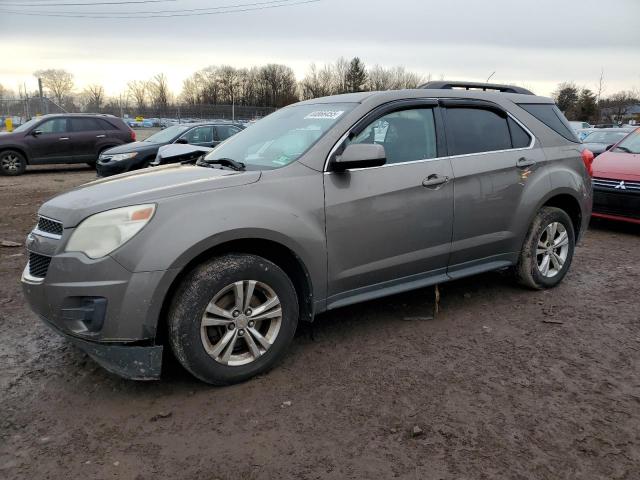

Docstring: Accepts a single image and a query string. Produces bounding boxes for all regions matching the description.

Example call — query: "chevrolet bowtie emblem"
[614,181,626,190]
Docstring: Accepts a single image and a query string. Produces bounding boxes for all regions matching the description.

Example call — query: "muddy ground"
[1,163,639,480]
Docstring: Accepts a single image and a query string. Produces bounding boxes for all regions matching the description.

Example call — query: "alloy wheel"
[200,280,282,366]
[1,153,20,173]
[536,221,569,278]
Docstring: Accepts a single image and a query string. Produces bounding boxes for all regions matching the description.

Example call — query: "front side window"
[181,126,213,144]
[204,102,356,170]
[446,108,512,156]
[38,118,68,134]
[347,108,437,164]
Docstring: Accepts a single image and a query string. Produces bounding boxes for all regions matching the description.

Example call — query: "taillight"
[581,149,594,177]
[130,128,136,141]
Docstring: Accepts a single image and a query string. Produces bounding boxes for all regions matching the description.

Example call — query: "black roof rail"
[420,80,534,95]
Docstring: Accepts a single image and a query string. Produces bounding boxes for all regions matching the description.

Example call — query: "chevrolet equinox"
[22,81,593,384]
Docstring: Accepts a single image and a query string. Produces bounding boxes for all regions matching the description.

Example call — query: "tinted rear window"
[446,108,511,156]
[518,104,578,142]
[97,118,118,130]
[70,118,103,132]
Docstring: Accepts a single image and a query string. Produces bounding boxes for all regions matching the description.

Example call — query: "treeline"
[1,57,427,115]
[553,81,639,123]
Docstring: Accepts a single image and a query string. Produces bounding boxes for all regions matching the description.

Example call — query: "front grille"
[36,216,63,236]
[593,177,640,192]
[28,252,52,278]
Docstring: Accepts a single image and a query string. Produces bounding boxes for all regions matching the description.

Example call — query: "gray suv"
[22,82,593,384]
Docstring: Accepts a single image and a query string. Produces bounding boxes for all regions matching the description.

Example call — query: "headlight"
[106,152,138,162]
[65,204,156,259]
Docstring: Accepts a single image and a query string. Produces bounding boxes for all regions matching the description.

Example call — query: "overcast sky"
[0,0,638,98]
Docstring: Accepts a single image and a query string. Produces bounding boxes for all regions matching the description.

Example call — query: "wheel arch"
[541,193,583,240]
[0,146,30,165]
[155,237,315,345]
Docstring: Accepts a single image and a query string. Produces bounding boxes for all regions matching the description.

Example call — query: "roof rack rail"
[420,80,534,95]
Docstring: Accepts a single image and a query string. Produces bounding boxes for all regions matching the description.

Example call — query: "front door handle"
[58,137,69,141]
[96,134,106,138]
[422,174,450,188]
[516,157,536,168]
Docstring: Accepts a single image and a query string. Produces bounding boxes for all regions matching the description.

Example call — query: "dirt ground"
[1,164,639,480]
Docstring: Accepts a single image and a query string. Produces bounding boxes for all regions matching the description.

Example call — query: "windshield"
[583,131,628,144]
[144,124,191,143]
[203,103,356,169]
[12,117,42,133]
[614,129,640,154]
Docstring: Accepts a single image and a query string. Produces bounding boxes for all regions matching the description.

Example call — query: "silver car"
[22,81,592,384]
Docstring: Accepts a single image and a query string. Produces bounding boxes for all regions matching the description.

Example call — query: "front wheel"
[0,150,27,176]
[167,254,299,385]
[516,207,576,289]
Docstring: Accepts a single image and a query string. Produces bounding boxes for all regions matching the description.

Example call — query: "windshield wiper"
[197,157,246,171]
[614,146,633,154]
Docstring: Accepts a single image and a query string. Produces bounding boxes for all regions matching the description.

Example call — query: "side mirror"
[32,130,42,136]
[332,143,386,171]
[175,138,188,144]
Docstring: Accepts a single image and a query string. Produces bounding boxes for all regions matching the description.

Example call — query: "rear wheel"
[516,207,575,289]
[167,254,299,385]
[0,150,27,176]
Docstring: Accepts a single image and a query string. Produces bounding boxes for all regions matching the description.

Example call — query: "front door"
[324,103,454,308]
[24,117,73,164]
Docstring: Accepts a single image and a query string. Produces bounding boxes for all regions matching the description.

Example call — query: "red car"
[591,127,640,224]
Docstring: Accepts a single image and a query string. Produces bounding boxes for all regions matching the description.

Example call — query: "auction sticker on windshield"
[304,110,344,120]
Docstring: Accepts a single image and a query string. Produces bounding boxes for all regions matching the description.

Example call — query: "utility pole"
[38,77,47,115]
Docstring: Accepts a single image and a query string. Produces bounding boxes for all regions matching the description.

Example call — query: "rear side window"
[508,117,532,148]
[518,103,578,142]
[97,118,118,130]
[445,108,511,155]
[70,118,103,132]
[215,125,242,141]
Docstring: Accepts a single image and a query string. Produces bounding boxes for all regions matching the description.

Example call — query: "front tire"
[167,254,299,385]
[516,206,575,289]
[0,150,27,176]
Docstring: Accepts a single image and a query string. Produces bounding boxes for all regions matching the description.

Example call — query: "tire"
[516,206,575,289]
[167,254,299,385]
[0,150,27,176]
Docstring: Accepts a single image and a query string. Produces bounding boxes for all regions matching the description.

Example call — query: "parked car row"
[0,113,244,176]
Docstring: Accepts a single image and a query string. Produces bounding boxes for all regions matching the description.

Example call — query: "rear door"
[324,100,454,307]
[441,100,544,275]
[23,117,73,164]
[69,117,105,162]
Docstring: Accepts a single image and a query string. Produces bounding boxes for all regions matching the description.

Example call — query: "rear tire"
[167,254,299,385]
[516,207,575,289]
[0,150,27,176]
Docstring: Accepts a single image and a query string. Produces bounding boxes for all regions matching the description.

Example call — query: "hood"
[40,163,261,227]
[103,141,164,155]
[153,144,214,164]
[593,151,640,181]
[0,131,23,141]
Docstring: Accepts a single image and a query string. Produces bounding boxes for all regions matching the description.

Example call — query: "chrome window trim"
[323,101,536,173]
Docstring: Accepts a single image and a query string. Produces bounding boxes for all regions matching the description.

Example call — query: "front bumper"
[40,315,163,380]
[21,231,177,380]
[96,156,145,177]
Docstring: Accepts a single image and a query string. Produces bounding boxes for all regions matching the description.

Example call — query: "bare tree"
[34,69,74,105]
[218,66,240,105]
[300,63,334,99]
[83,84,105,112]
[148,73,170,110]
[127,80,148,112]
[594,68,606,122]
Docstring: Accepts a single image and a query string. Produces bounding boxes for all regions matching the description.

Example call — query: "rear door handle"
[422,174,450,188]
[516,157,536,168]
[58,137,69,141]
[96,134,106,138]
